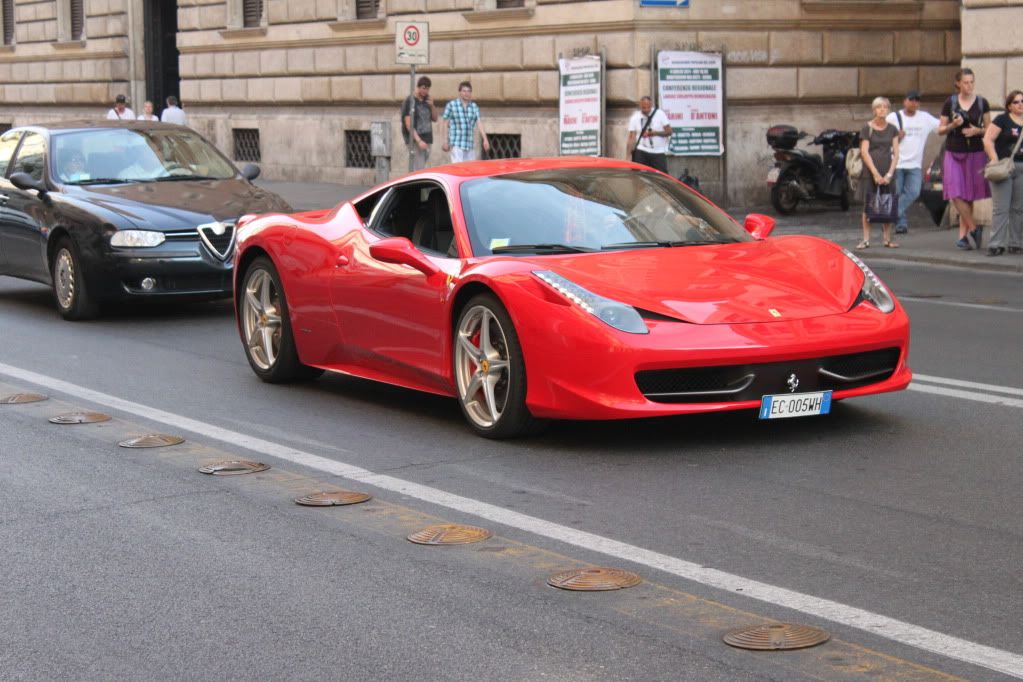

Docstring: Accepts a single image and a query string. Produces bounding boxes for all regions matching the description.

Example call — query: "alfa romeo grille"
[198,222,236,261]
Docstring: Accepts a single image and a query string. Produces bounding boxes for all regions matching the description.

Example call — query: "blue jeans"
[893,168,922,229]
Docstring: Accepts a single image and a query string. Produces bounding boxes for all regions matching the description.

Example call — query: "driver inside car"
[58,150,89,183]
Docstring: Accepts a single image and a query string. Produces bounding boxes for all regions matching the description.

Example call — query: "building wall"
[960,0,1023,114]
[0,0,962,206]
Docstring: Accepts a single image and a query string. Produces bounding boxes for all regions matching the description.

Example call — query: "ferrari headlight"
[844,249,894,313]
[110,230,166,248]
[533,270,648,334]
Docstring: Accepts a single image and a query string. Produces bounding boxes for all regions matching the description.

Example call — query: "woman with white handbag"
[982,90,1023,257]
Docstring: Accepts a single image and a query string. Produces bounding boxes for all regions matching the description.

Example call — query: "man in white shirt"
[160,96,188,126]
[886,90,939,234]
[626,96,672,173]
[105,94,136,121]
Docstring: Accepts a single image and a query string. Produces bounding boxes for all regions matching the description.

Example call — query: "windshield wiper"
[66,177,138,186]
[491,243,595,254]
[153,174,223,182]
[601,239,732,250]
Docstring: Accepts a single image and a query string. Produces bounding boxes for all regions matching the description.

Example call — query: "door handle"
[336,254,350,266]
[0,193,9,205]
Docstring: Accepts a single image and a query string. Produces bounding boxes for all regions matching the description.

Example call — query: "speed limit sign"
[395,21,429,65]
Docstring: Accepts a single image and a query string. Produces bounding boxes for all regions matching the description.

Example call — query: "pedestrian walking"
[160,96,188,126]
[401,76,438,171]
[938,68,992,250]
[856,97,901,250]
[441,81,490,163]
[886,90,939,234]
[105,94,136,121]
[626,96,672,173]
[981,90,1023,257]
[138,100,159,122]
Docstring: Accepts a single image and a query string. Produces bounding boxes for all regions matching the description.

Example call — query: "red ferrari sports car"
[233,157,910,438]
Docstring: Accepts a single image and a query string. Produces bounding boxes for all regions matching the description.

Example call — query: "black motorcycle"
[766,126,859,214]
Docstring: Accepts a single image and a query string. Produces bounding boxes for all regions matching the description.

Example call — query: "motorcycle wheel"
[771,172,801,214]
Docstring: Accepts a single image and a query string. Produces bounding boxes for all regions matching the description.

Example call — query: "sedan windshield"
[51,128,238,185]
[459,167,751,256]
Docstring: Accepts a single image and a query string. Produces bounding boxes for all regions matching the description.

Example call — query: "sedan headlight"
[533,270,648,334]
[110,230,166,248]
[844,249,894,313]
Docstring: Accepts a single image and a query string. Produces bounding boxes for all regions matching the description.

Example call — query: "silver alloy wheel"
[455,305,511,428]
[53,248,76,310]
[241,268,283,371]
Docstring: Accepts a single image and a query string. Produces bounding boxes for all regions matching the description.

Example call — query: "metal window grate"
[355,0,379,19]
[70,0,83,40]
[2,0,14,45]
[488,134,521,159]
[233,128,261,162]
[496,0,525,7]
[345,130,373,169]
[243,0,263,28]
[0,123,11,135]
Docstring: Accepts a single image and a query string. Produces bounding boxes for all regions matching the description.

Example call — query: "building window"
[233,128,261,162]
[243,0,263,28]
[1,0,14,46]
[70,0,84,40]
[56,0,85,42]
[495,0,524,7]
[355,0,379,20]
[345,131,373,169]
[488,134,521,159]
[474,0,528,9]
[337,0,383,21]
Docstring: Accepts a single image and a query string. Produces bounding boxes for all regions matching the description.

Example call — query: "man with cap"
[886,90,939,234]
[106,94,136,121]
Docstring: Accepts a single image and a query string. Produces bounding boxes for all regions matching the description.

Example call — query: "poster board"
[558,55,603,156]
[657,51,724,156]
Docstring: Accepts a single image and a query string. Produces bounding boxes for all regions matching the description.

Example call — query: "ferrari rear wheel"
[454,294,541,439]
[240,257,322,383]
[51,237,99,321]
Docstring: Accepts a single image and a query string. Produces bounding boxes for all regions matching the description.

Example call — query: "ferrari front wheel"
[454,294,541,439]
[240,257,322,383]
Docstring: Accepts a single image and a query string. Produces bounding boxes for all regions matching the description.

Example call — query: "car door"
[0,130,24,272]
[330,181,458,392]
[0,132,51,281]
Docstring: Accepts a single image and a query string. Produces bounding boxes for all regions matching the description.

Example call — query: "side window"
[0,132,22,178]
[369,182,455,256]
[353,186,389,223]
[10,132,46,182]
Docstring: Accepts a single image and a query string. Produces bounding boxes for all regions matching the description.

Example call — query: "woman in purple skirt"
[939,68,992,250]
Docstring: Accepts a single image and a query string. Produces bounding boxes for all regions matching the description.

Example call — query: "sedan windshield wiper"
[491,243,596,254]
[152,174,224,182]
[66,177,135,186]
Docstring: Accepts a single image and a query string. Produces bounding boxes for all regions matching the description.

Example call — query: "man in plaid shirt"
[442,81,490,163]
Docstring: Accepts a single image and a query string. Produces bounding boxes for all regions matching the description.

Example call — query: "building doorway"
[143,0,180,118]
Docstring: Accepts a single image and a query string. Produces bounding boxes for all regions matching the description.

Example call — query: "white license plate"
[759,391,832,419]
[766,167,781,184]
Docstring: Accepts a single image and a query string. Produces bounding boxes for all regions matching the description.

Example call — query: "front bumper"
[87,240,233,301]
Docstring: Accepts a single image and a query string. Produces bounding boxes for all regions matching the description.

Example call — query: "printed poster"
[657,51,724,156]
[558,55,602,156]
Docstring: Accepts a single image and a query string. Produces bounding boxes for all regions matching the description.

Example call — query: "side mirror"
[743,213,776,239]
[369,237,440,277]
[241,164,260,181]
[9,172,47,195]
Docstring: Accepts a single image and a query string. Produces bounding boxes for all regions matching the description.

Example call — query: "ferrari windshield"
[459,167,752,256]
[51,128,238,184]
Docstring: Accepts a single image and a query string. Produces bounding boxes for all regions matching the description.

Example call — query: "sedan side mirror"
[10,172,48,195]
[743,213,776,239]
[241,164,260,181]
[369,237,440,277]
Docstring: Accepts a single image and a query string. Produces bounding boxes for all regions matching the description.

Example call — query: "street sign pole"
[395,21,429,173]
[409,64,416,171]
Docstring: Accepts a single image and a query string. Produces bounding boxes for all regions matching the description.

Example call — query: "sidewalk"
[256,180,1023,274]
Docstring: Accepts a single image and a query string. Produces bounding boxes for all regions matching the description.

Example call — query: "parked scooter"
[766,126,859,214]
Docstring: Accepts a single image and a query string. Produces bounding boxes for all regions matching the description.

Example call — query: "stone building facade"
[1,0,963,205]
[960,0,1023,113]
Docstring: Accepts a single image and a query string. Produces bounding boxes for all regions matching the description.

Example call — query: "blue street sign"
[640,0,689,6]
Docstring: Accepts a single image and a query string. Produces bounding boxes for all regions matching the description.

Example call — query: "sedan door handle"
[336,254,350,267]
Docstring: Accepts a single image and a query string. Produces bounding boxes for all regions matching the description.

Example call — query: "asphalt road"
[1,261,1022,681]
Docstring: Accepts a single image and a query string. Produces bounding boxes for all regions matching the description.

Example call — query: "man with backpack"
[626,96,672,173]
[886,90,939,234]
[401,76,439,171]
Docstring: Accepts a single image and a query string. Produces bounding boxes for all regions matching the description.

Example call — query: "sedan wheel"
[454,294,541,439]
[239,257,322,383]
[51,237,98,320]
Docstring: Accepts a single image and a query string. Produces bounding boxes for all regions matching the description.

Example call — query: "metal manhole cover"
[547,567,642,591]
[407,524,492,545]
[49,411,111,424]
[295,490,372,506]
[723,623,831,651]
[1,393,48,404]
[119,434,185,448]
[198,460,270,475]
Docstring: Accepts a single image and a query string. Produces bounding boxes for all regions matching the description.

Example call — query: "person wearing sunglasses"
[982,90,1023,256]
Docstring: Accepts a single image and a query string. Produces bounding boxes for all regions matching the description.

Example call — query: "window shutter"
[243,0,263,28]
[70,0,84,40]
[355,0,379,19]
[2,0,14,45]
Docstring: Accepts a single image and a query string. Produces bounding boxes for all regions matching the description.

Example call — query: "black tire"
[50,237,99,321]
[771,172,801,214]
[238,256,323,383]
[453,293,544,439]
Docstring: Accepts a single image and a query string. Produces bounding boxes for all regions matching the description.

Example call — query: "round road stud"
[49,411,111,424]
[546,567,642,591]
[198,460,271,475]
[294,490,372,507]
[722,623,831,651]
[407,524,492,545]
[1,393,48,404]
[119,434,186,448]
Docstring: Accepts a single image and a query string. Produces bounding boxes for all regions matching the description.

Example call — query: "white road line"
[900,296,1023,314]
[1,360,1021,679]
[913,374,1023,398]
[908,383,1023,409]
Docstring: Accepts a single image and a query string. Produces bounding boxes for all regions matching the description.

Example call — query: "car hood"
[66,178,291,230]
[524,237,865,324]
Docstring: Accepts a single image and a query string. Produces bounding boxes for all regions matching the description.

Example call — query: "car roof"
[7,120,190,135]
[402,156,651,180]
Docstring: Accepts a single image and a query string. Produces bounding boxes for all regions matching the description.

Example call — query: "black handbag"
[866,186,899,224]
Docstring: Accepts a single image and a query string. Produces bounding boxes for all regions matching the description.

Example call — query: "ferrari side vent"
[818,348,900,384]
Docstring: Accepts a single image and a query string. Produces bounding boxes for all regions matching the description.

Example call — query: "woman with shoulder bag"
[856,97,901,249]
[981,90,1023,256]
